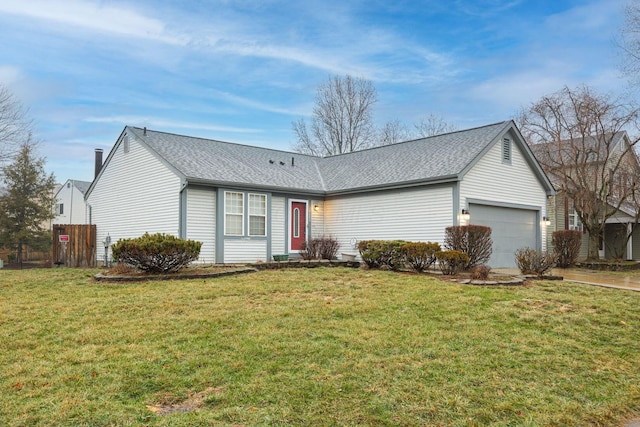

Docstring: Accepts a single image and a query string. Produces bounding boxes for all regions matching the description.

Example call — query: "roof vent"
[279,161,285,166]
[143,127,147,136]
[94,148,104,179]
[269,160,274,164]
[291,157,295,167]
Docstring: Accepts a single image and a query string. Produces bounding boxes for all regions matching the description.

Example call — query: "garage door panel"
[469,203,538,268]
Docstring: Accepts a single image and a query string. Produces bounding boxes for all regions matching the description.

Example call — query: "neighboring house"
[53,179,92,225]
[85,121,554,268]
[531,132,640,260]
[43,183,63,231]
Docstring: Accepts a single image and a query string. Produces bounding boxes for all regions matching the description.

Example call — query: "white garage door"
[469,203,538,268]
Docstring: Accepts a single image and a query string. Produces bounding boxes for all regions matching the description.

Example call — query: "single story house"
[85,120,554,268]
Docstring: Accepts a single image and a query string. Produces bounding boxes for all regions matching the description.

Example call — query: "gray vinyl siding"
[324,185,453,255]
[185,186,216,263]
[632,226,640,259]
[460,132,548,251]
[88,135,182,263]
[271,196,286,255]
[547,194,558,253]
[224,239,268,263]
[311,199,325,238]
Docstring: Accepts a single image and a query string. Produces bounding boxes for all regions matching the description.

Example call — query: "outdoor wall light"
[542,216,551,226]
[313,204,320,212]
[461,209,470,221]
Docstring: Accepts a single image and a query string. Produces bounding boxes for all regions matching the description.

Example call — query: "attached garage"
[469,203,539,268]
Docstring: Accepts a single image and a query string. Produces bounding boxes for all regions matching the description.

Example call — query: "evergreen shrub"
[111,233,202,273]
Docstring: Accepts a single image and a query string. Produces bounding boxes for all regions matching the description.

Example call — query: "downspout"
[69,182,74,224]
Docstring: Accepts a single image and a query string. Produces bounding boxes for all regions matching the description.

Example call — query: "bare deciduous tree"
[518,85,640,260]
[379,115,457,144]
[292,75,377,156]
[620,2,640,84]
[378,119,413,145]
[414,113,457,137]
[0,85,30,164]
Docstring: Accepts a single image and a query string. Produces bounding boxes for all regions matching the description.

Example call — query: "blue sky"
[0,0,630,182]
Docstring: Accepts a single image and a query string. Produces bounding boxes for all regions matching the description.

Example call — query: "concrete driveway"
[494,268,640,292]
[552,268,640,291]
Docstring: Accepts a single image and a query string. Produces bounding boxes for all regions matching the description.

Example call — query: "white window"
[224,192,244,236]
[568,207,582,231]
[248,193,266,236]
[55,203,64,215]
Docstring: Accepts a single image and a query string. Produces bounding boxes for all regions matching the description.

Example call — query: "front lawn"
[1,268,639,426]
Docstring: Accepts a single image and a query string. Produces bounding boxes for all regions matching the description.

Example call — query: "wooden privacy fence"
[52,224,97,267]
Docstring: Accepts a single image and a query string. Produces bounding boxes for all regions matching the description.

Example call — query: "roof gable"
[55,179,92,198]
[91,121,554,196]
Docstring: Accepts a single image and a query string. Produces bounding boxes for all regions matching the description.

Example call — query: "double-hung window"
[224,191,244,236]
[248,194,267,236]
[224,192,267,237]
[568,207,582,231]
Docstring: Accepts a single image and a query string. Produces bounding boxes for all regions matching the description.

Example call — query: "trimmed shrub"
[318,236,340,260]
[552,230,582,268]
[357,240,408,270]
[111,233,202,273]
[514,247,556,277]
[300,236,340,260]
[436,250,469,275]
[444,225,493,270]
[300,239,320,260]
[400,241,441,272]
[471,264,491,280]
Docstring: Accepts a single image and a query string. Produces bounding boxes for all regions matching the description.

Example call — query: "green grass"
[1,267,640,426]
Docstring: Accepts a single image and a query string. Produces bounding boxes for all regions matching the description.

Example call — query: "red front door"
[290,201,307,251]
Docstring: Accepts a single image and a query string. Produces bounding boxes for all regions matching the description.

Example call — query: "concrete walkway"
[554,268,640,291]
[494,268,640,292]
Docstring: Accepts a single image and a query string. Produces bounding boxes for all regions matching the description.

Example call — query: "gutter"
[184,174,460,197]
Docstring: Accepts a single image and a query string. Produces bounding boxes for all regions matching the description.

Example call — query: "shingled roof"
[72,180,92,195]
[118,120,538,195]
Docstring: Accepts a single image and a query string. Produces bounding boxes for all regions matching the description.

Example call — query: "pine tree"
[0,143,56,265]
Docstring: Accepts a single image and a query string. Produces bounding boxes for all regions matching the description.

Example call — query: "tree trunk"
[587,231,601,260]
[17,241,23,267]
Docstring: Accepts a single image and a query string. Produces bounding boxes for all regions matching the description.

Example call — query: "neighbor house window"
[224,191,244,236]
[502,138,511,163]
[568,207,582,231]
[55,203,64,215]
[248,193,266,236]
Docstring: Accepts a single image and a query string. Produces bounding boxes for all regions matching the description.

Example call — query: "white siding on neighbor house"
[324,185,453,255]
[224,239,267,263]
[310,199,325,238]
[460,134,548,250]
[271,196,286,255]
[53,182,88,225]
[185,187,216,264]
[88,136,182,263]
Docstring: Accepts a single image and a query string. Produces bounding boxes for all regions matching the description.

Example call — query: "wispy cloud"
[84,116,263,134]
[0,65,20,84]
[0,0,186,44]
